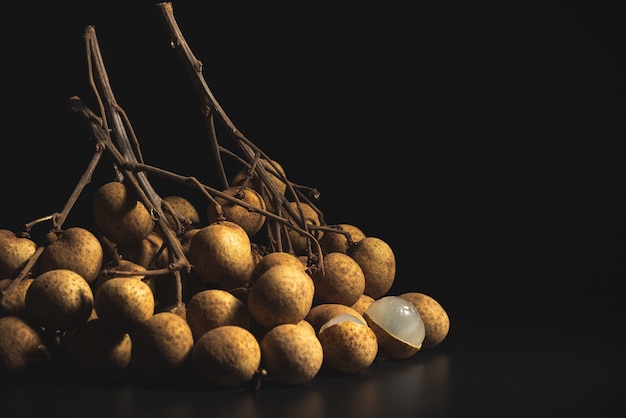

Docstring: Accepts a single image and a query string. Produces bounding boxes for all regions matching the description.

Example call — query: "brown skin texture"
[247,264,315,329]
[161,195,200,233]
[25,269,94,332]
[0,229,38,278]
[130,312,194,380]
[116,231,169,270]
[192,325,261,388]
[318,319,378,375]
[206,186,267,237]
[283,202,324,255]
[186,289,250,341]
[350,294,375,315]
[187,221,256,288]
[260,323,323,385]
[39,227,104,285]
[92,181,155,246]
[61,318,131,375]
[399,292,450,350]
[0,277,34,317]
[311,252,365,306]
[251,251,306,284]
[94,277,155,334]
[0,316,50,376]
[231,158,288,206]
[347,237,396,299]
[319,224,366,254]
[304,303,366,334]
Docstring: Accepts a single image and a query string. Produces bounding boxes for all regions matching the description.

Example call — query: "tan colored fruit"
[319,224,366,254]
[161,195,200,233]
[61,318,131,375]
[94,277,155,333]
[206,186,267,237]
[0,229,38,278]
[399,292,450,350]
[364,296,425,360]
[304,303,366,334]
[0,277,34,317]
[231,158,288,201]
[260,322,323,385]
[347,237,396,299]
[351,294,375,315]
[129,312,194,379]
[0,315,51,376]
[310,252,365,306]
[283,202,324,255]
[187,221,256,289]
[179,228,200,256]
[192,325,261,388]
[91,259,149,296]
[116,231,169,269]
[251,251,306,283]
[247,264,315,329]
[318,313,378,374]
[39,227,104,285]
[25,269,94,332]
[92,181,155,246]
[186,289,250,341]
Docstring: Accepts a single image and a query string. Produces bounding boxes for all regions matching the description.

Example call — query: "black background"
[3,1,625,318]
[1,2,625,417]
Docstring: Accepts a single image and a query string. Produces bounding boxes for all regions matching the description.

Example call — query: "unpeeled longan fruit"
[259,322,323,385]
[400,292,450,350]
[192,325,261,388]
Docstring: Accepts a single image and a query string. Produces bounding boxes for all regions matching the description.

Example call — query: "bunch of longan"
[0,3,450,389]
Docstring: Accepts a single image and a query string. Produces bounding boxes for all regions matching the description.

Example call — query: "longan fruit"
[129,312,194,379]
[260,323,323,385]
[347,237,396,299]
[192,325,261,388]
[400,292,450,350]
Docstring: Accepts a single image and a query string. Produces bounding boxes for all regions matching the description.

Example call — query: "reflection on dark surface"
[1,311,623,418]
[0,349,450,418]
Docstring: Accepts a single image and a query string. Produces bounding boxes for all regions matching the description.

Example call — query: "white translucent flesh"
[319,313,366,334]
[365,295,425,347]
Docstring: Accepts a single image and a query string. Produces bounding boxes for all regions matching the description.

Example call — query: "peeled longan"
[247,264,315,329]
[399,292,450,350]
[260,322,323,385]
[192,325,261,388]
[310,252,365,306]
[347,237,396,299]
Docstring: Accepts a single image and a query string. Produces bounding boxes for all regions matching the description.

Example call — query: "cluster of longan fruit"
[0,6,449,388]
[0,162,450,388]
